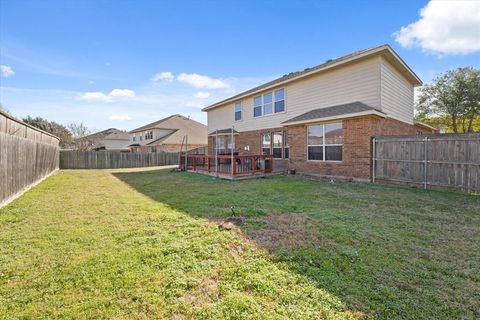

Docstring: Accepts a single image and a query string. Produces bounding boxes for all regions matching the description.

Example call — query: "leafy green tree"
[416,67,480,132]
[22,116,73,147]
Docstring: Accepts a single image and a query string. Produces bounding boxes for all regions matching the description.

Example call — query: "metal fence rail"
[372,133,480,192]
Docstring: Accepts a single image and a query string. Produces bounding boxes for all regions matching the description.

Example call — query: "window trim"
[253,88,286,118]
[307,122,343,162]
[272,131,283,159]
[234,101,242,122]
[260,130,289,159]
[253,96,262,117]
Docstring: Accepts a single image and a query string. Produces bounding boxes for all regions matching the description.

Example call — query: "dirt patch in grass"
[248,213,322,251]
[177,276,219,307]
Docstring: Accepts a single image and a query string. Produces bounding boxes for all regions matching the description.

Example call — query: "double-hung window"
[261,133,271,154]
[274,89,285,113]
[215,136,233,154]
[272,132,283,158]
[253,88,285,117]
[263,93,273,115]
[254,96,262,117]
[307,122,343,161]
[145,130,153,140]
[234,102,242,121]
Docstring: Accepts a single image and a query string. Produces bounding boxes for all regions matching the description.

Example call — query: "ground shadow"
[112,167,480,319]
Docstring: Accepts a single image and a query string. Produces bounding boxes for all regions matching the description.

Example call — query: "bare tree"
[68,122,96,150]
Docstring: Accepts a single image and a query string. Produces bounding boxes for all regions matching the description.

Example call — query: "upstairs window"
[263,93,273,115]
[234,102,242,121]
[145,131,153,140]
[254,96,262,117]
[253,88,285,118]
[275,89,285,113]
[307,122,343,161]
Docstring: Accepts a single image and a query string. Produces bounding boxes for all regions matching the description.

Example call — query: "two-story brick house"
[202,44,434,180]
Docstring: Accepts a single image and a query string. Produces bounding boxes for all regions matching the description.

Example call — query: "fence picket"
[373,133,480,192]
[59,151,180,169]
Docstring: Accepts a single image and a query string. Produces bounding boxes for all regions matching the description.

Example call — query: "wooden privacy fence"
[0,110,60,206]
[60,150,179,169]
[373,133,480,192]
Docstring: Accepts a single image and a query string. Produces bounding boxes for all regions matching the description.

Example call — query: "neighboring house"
[413,121,439,134]
[127,114,207,152]
[75,128,130,151]
[202,44,436,180]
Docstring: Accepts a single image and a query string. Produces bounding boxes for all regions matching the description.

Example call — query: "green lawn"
[1,168,479,319]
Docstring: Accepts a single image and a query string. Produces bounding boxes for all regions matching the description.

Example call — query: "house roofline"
[202,44,422,112]
[282,110,387,126]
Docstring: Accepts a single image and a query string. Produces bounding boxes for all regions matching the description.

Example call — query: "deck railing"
[180,154,273,177]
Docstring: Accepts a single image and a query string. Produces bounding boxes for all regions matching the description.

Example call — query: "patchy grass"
[0,168,358,319]
[1,168,479,319]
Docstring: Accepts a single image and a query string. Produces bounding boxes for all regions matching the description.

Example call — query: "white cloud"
[394,0,480,55]
[177,73,229,89]
[109,115,132,121]
[79,92,112,102]
[194,91,210,99]
[78,88,135,102]
[151,71,174,82]
[1,65,15,77]
[109,88,136,97]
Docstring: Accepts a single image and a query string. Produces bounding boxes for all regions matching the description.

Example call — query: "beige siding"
[208,57,382,133]
[380,57,414,124]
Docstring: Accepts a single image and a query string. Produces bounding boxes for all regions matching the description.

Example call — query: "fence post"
[423,136,428,189]
[372,138,376,183]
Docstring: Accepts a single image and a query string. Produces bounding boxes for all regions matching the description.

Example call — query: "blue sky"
[1,0,479,131]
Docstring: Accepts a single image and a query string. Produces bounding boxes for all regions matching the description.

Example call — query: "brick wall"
[206,116,420,179]
[289,116,418,179]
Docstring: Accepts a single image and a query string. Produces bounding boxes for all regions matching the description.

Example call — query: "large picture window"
[307,122,343,161]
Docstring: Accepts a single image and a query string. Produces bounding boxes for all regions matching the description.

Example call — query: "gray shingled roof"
[202,44,422,112]
[282,102,385,125]
[208,128,238,136]
[129,114,179,133]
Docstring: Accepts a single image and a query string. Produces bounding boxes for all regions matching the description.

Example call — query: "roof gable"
[202,44,421,112]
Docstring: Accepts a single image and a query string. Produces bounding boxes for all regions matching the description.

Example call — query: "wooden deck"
[180,154,274,179]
